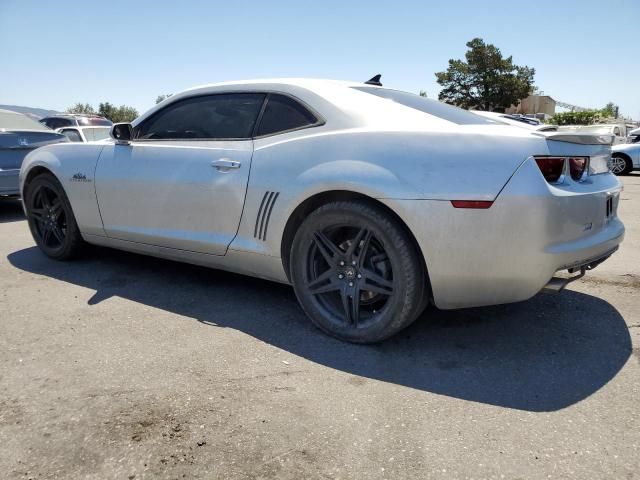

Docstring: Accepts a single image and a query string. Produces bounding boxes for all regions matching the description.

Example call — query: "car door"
[95,92,265,255]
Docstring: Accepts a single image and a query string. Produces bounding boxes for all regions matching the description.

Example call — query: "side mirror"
[111,123,134,145]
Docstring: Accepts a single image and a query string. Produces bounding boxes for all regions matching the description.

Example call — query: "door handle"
[211,158,241,171]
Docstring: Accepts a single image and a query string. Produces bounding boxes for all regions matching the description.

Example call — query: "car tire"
[610,154,633,175]
[24,172,85,260]
[290,200,428,343]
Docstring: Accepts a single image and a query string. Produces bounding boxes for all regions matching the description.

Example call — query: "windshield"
[0,111,50,130]
[352,87,500,125]
[82,127,111,141]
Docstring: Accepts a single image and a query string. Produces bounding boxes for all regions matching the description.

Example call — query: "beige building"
[505,95,556,116]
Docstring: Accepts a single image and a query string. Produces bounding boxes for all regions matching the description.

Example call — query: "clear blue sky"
[1,0,638,119]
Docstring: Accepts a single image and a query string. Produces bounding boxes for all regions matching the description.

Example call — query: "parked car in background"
[627,127,640,143]
[611,143,640,175]
[0,109,67,197]
[39,113,112,130]
[19,79,623,342]
[472,111,559,131]
[56,126,112,143]
[559,124,627,144]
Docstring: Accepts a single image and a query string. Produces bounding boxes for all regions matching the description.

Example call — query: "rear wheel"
[610,154,632,175]
[290,200,428,343]
[25,173,85,260]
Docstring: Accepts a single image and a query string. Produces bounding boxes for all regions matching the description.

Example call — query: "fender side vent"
[254,191,280,241]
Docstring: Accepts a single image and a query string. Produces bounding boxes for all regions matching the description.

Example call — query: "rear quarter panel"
[20,143,106,236]
[230,127,549,261]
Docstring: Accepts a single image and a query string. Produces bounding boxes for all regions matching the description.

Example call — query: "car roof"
[43,113,106,118]
[60,125,111,129]
[183,78,360,90]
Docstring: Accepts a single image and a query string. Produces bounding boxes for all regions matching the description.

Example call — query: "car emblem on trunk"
[18,137,29,146]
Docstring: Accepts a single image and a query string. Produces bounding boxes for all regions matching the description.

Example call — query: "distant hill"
[0,104,60,120]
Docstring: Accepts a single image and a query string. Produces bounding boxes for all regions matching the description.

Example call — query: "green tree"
[66,103,95,114]
[600,102,618,119]
[435,38,535,112]
[155,93,173,104]
[548,102,621,126]
[98,102,139,123]
[547,110,602,126]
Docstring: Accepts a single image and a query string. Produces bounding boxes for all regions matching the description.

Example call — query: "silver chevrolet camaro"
[19,78,625,343]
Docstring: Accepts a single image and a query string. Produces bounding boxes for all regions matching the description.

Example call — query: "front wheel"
[24,172,85,260]
[290,200,428,343]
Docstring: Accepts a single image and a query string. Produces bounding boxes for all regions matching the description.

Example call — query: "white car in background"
[56,126,112,143]
[611,143,640,175]
[472,111,558,131]
[558,124,627,145]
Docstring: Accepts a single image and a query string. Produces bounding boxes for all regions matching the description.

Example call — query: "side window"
[256,94,319,136]
[613,127,621,136]
[61,129,83,142]
[136,93,265,140]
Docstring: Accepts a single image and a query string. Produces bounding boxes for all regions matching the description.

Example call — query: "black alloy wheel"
[291,200,427,343]
[25,173,85,260]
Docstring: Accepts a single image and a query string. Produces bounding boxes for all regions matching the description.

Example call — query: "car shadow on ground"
[0,198,25,224]
[8,246,632,413]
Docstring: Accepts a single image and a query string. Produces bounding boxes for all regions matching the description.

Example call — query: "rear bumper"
[0,169,20,196]
[382,159,625,309]
[542,246,618,293]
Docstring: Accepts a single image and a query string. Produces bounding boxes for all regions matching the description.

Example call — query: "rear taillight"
[535,157,565,183]
[568,157,588,181]
[534,156,589,183]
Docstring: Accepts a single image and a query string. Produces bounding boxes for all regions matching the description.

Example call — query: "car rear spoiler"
[533,132,615,145]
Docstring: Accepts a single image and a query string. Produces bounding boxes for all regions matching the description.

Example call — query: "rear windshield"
[352,87,500,125]
[0,111,50,130]
[77,116,113,126]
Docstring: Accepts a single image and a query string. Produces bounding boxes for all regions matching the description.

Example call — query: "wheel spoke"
[352,229,373,267]
[307,269,340,295]
[346,228,367,256]
[351,284,361,326]
[30,208,46,222]
[41,224,52,245]
[39,189,52,209]
[340,287,353,325]
[51,199,63,218]
[51,225,64,244]
[361,268,394,296]
[313,231,342,264]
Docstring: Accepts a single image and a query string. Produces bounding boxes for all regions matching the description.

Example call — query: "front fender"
[20,143,106,237]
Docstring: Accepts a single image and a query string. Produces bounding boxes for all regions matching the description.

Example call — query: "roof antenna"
[364,74,382,86]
